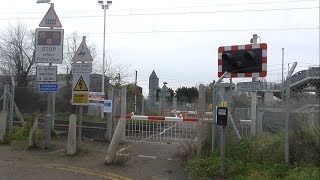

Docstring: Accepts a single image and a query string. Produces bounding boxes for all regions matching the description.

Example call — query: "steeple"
[149,70,158,79]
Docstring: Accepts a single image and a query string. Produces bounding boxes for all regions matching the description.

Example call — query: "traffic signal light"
[218,43,267,78]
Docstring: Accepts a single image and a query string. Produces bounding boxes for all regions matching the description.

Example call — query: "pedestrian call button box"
[216,106,228,126]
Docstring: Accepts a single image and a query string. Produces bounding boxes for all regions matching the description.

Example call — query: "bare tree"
[0,23,35,87]
[64,32,130,86]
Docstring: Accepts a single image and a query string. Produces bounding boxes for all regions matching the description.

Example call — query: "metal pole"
[281,48,285,98]
[134,70,137,113]
[78,105,83,146]
[106,86,113,141]
[220,125,226,176]
[212,85,217,152]
[101,5,107,118]
[45,114,52,149]
[9,75,15,130]
[141,95,144,115]
[120,86,127,141]
[2,84,8,111]
[285,62,297,164]
[197,84,205,155]
[250,34,258,135]
[51,92,56,133]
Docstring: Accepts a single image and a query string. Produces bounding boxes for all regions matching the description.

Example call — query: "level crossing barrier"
[114,115,201,144]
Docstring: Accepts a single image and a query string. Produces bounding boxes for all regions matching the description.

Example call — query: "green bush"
[187,154,220,178]
[8,126,30,141]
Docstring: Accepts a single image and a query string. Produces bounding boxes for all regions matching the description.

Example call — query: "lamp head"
[36,0,51,3]
[98,0,103,4]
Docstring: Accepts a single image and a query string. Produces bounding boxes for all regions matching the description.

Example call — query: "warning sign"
[73,76,88,91]
[72,93,89,105]
[72,73,90,105]
[72,73,90,93]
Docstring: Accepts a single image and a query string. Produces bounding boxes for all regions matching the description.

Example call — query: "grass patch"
[186,129,320,179]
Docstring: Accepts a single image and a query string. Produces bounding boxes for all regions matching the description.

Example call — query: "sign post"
[216,102,228,177]
[35,3,63,148]
[71,36,93,146]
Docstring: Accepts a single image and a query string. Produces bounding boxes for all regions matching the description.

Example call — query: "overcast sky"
[0,0,319,95]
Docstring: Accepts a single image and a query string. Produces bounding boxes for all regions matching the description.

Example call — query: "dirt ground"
[0,136,188,180]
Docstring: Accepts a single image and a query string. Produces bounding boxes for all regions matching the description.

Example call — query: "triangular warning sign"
[72,38,93,62]
[39,5,62,28]
[73,76,88,91]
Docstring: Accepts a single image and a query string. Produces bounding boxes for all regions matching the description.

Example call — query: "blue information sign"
[39,83,59,92]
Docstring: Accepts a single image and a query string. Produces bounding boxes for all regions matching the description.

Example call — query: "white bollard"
[0,111,7,142]
[67,114,77,155]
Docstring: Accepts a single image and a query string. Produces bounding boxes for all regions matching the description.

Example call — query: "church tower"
[148,70,159,105]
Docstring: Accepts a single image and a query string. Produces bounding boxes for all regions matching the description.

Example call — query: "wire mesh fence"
[200,66,320,166]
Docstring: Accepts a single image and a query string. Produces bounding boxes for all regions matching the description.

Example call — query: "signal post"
[218,34,267,135]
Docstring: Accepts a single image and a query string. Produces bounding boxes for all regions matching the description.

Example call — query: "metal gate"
[115,115,199,144]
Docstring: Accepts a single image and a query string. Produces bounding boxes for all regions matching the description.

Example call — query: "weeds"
[186,130,320,179]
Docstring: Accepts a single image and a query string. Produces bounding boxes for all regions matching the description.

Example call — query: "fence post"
[120,86,127,141]
[212,86,219,152]
[197,84,205,155]
[104,86,127,164]
[2,84,9,111]
[0,111,7,142]
[141,96,144,115]
[106,86,114,142]
[285,62,297,164]
[9,84,15,131]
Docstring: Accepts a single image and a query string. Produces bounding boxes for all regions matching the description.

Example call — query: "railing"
[115,115,199,144]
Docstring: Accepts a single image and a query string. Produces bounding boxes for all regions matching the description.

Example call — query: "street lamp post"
[98,0,112,118]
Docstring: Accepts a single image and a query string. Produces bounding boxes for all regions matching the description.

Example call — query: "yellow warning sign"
[220,102,228,107]
[72,93,89,105]
[73,76,88,91]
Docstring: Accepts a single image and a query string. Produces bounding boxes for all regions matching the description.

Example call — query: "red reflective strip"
[148,116,165,121]
[231,46,238,50]
[218,59,222,65]
[245,44,252,49]
[262,57,267,63]
[114,115,131,119]
[218,47,224,53]
[245,72,252,77]
[231,73,238,78]
[183,118,198,122]
[218,72,223,77]
[260,71,267,77]
[260,43,267,50]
